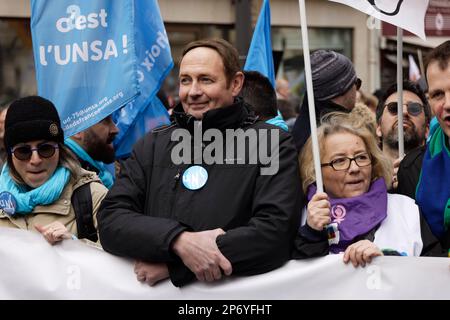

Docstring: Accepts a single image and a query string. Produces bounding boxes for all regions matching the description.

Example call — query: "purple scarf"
[307,178,388,253]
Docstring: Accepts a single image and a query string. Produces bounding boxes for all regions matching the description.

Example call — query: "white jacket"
[301,193,423,256]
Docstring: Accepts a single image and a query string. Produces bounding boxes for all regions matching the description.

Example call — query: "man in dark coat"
[292,50,360,152]
[97,39,301,287]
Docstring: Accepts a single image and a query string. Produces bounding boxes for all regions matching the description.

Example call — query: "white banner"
[0,228,449,300]
[330,0,430,40]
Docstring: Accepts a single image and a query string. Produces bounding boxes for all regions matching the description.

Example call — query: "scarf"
[0,165,70,215]
[266,112,288,131]
[307,178,388,253]
[416,126,450,238]
[65,138,114,189]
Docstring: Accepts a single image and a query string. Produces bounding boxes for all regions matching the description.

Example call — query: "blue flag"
[31,0,139,138]
[113,0,173,158]
[244,0,287,131]
[114,97,170,158]
[244,0,275,87]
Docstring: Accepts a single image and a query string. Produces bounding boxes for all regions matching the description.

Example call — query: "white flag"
[329,0,429,40]
[408,55,421,82]
[409,55,421,82]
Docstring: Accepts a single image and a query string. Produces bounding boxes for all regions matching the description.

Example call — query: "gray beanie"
[311,50,357,101]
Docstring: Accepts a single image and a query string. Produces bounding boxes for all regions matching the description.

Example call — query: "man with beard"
[65,115,119,189]
[376,81,430,189]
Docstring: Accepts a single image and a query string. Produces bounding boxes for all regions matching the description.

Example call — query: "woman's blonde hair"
[8,143,80,187]
[298,109,392,194]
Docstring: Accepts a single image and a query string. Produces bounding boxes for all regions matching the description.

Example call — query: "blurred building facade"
[0,0,449,104]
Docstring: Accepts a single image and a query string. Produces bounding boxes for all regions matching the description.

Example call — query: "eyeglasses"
[11,143,59,161]
[367,0,404,16]
[355,78,362,91]
[321,153,372,171]
[384,101,423,117]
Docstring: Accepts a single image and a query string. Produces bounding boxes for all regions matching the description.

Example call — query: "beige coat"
[0,168,108,236]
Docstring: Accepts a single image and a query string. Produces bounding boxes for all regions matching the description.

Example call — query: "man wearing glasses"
[375,81,431,189]
[292,49,360,152]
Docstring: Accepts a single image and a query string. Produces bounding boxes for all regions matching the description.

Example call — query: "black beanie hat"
[4,96,64,151]
[311,50,357,101]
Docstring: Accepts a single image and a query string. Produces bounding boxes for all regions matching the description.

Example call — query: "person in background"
[356,90,378,114]
[65,115,119,189]
[240,70,288,131]
[0,103,10,166]
[376,81,430,189]
[292,50,360,152]
[278,99,297,131]
[293,109,422,265]
[276,78,291,101]
[0,96,107,244]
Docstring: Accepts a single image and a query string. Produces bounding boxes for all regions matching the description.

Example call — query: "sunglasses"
[355,78,362,91]
[11,143,59,161]
[385,101,423,117]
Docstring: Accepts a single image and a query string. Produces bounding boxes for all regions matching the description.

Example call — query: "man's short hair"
[424,40,450,78]
[277,99,296,120]
[240,71,277,120]
[376,81,431,124]
[181,38,240,86]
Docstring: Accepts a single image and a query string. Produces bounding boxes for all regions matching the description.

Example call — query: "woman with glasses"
[0,96,108,244]
[292,110,422,266]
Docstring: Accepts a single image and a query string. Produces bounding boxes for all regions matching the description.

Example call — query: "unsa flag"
[329,0,430,40]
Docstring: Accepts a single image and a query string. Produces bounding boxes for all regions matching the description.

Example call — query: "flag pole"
[397,27,405,158]
[298,0,323,192]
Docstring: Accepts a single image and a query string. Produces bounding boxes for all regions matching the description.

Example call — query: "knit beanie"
[311,50,357,101]
[4,96,64,151]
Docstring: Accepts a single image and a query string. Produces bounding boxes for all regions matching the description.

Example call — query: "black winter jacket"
[98,100,302,286]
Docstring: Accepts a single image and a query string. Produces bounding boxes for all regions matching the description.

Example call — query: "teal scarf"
[65,138,114,189]
[266,111,288,131]
[0,165,70,215]
[416,126,450,238]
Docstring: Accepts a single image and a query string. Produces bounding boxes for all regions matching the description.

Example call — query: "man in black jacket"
[292,50,360,152]
[97,39,301,287]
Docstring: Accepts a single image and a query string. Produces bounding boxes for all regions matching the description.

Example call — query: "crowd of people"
[0,37,449,288]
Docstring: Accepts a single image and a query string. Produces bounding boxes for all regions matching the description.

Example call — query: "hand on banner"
[343,240,383,268]
[172,229,233,282]
[306,192,331,231]
[134,261,169,286]
[392,157,403,189]
[35,221,72,245]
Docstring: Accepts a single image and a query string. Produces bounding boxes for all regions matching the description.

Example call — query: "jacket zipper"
[169,169,182,217]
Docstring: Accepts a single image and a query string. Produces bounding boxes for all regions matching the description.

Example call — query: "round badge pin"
[182,166,208,190]
[0,191,17,216]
